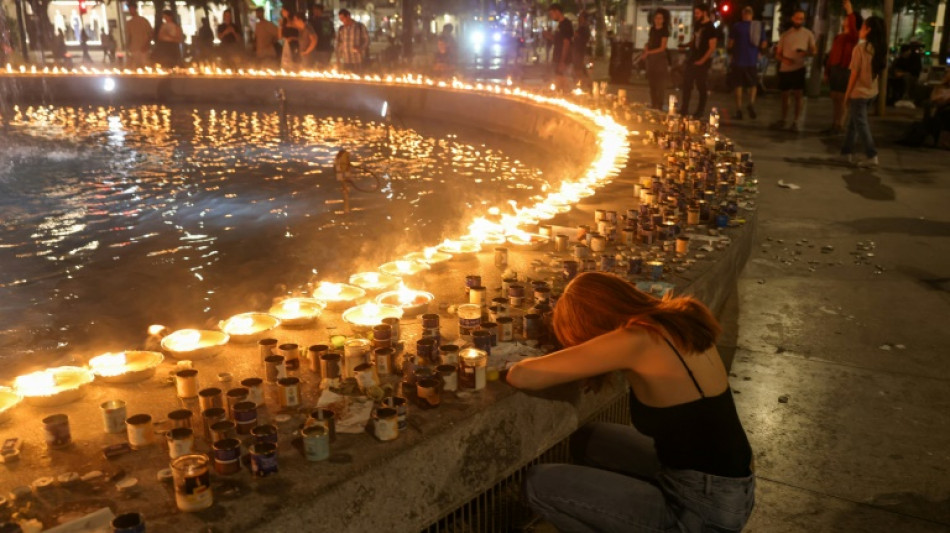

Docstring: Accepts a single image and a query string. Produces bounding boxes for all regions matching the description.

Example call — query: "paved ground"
[528,70,950,532]
[717,91,950,533]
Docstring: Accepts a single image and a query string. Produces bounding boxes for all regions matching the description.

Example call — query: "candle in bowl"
[0,387,23,423]
[220,313,281,343]
[89,351,164,383]
[268,298,325,327]
[161,329,230,360]
[506,232,551,251]
[375,284,434,318]
[341,303,404,334]
[473,234,507,249]
[349,272,401,294]
[14,367,95,407]
[379,259,430,278]
[403,247,452,270]
[437,239,481,260]
[313,281,366,311]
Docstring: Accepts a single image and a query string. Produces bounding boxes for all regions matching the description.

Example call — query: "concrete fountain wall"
[0,75,599,168]
[0,75,755,532]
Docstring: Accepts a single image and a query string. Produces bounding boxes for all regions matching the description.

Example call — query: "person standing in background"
[680,3,717,119]
[253,7,279,68]
[773,10,816,131]
[310,4,335,68]
[124,3,153,69]
[547,3,573,93]
[216,9,243,68]
[728,6,765,120]
[295,13,317,69]
[155,9,183,67]
[823,0,861,134]
[573,12,592,91]
[841,16,887,167]
[335,9,370,73]
[643,8,670,110]
[195,17,214,63]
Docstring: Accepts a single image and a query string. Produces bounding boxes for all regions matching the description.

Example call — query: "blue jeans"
[525,422,755,532]
[841,98,878,158]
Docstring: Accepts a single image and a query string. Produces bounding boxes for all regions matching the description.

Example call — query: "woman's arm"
[506,328,647,391]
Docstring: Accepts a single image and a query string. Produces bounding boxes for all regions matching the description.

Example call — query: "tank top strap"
[663,337,705,398]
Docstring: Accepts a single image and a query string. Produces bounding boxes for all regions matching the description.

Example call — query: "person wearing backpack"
[841,16,887,167]
[728,6,766,120]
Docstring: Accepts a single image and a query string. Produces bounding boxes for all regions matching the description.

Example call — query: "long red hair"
[552,272,720,354]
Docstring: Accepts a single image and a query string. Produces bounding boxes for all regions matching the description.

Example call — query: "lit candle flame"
[224,315,256,335]
[165,329,202,351]
[14,370,57,394]
[316,282,343,299]
[89,352,128,377]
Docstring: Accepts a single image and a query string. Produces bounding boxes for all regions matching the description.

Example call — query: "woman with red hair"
[507,272,754,532]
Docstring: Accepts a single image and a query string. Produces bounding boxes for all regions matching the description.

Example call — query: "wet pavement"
[707,90,949,532]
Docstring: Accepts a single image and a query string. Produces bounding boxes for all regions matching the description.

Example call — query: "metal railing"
[420,390,631,532]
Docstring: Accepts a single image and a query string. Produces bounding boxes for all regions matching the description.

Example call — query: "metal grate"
[420,390,630,533]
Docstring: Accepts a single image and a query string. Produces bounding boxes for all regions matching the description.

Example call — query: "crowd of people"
[120,3,371,73]
[636,1,947,162]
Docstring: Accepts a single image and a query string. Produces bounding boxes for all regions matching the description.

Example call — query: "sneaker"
[787,121,801,132]
[840,154,854,165]
[857,156,879,168]
[733,110,743,120]
[747,105,757,119]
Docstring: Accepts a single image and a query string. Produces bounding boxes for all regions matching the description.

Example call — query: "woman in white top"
[841,15,886,167]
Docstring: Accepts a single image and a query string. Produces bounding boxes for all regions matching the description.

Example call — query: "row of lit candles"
[0,67,631,418]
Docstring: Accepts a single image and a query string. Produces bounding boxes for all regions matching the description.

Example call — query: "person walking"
[100,29,117,64]
[823,0,861,134]
[680,4,717,119]
[310,4,335,68]
[643,8,670,110]
[547,3,573,93]
[773,10,816,131]
[335,9,369,73]
[155,9,183,68]
[841,16,886,167]
[124,3,153,69]
[728,6,765,119]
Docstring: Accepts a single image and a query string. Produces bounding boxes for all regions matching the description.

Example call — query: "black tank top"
[628,338,753,478]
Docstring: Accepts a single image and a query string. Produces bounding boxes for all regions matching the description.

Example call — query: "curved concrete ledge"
[0,76,756,532]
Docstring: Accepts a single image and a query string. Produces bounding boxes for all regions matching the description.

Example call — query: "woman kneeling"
[507,272,755,532]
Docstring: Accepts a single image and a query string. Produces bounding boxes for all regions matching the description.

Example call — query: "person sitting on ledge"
[507,272,755,532]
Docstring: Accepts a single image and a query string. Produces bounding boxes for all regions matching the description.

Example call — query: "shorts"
[828,66,850,93]
[778,68,806,91]
[729,66,758,89]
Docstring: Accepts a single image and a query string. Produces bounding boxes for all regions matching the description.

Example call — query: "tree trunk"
[807,0,828,97]
[878,0,893,116]
[594,0,606,57]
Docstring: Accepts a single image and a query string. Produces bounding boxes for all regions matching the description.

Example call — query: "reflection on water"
[0,104,562,374]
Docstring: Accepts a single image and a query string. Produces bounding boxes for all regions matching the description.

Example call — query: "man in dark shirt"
[681,3,718,118]
[548,3,573,92]
[310,4,335,68]
[216,9,243,68]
